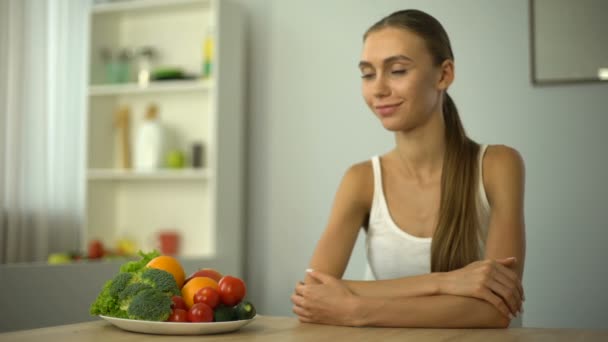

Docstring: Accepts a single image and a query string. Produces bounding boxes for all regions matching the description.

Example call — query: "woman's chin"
[379,119,407,132]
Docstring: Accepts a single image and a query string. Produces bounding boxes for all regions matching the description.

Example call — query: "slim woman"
[291,9,526,328]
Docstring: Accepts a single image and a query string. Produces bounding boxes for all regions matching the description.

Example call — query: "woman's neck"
[393,111,446,182]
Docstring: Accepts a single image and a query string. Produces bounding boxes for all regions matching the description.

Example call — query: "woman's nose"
[372,76,390,98]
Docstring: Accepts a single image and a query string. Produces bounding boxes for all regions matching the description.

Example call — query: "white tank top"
[365,144,491,280]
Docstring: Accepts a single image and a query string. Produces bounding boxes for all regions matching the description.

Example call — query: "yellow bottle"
[202,31,214,78]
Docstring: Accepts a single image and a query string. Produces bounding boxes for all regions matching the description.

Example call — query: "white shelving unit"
[89,79,212,96]
[87,168,211,181]
[84,0,245,276]
[92,0,206,14]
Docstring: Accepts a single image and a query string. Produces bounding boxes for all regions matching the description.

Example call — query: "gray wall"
[239,0,608,330]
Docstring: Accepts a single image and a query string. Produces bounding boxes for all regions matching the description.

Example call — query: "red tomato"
[168,309,188,322]
[194,287,220,309]
[87,240,104,259]
[184,268,223,285]
[171,296,187,311]
[218,276,246,306]
[188,303,213,323]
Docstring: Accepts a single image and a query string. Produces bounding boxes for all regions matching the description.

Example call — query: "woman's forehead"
[361,27,428,64]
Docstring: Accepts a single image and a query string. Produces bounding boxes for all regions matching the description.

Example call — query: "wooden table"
[1,316,606,342]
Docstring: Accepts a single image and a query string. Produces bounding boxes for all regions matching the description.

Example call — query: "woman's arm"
[304,162,373,284]
[293,145,527,328]
[354,294,510,328]
[482,145,526,279]
[342,257,521,317]
[342,146,526,311]
[343,273,442,297]
[294,270,509,328]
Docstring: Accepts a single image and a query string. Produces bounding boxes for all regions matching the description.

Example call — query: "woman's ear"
[437,59,454,90]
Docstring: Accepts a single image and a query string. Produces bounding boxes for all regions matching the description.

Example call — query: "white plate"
[100,315,257,335]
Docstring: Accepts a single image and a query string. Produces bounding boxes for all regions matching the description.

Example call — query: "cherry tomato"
[188,303,213,322]
[218,276,246,306]
[171,296,187,311]
[168,308,188,322]
[194,287,220,309]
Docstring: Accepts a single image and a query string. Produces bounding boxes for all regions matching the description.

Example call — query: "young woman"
[291,9,526,328]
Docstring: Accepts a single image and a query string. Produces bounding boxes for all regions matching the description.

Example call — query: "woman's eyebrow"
[358,54,413,69]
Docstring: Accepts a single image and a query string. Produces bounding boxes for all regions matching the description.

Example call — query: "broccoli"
[126,289,173,321]
[140,268,180,296]
[89,250,179,321]
[119,282,152,301]
[108,272,133,297]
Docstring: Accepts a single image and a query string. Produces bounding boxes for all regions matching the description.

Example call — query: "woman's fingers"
[292,303,312,320]
[480,288,511,318]
[486,278,519,316]
[495,259,525,301]
[492,267,523,310]
[494,263,525,305]
[291,293,306,307]
[294,282,305,296]
[296,312,314,324]
[495,257,516,267]
[292,292,314,321]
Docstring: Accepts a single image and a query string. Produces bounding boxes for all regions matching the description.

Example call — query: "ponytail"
[431,92,481,272]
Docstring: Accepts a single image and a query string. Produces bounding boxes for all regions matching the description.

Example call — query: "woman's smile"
[375,101,403,117]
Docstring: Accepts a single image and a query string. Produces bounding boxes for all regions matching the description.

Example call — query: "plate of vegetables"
[99,315,256,335]
[90,251,257,335]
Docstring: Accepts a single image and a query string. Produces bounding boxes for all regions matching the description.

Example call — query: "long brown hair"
[364,10,481,272]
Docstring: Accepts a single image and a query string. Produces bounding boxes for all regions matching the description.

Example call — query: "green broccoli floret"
[126,288,173,321]
[90,250,180,321]
[119,250,160,273]
[115,283,153,318]
[108,272,133,297]
[119,282,153,301]
[140,268,180,296]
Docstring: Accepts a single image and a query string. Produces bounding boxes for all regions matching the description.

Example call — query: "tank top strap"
[478,144,490,211]
[370,156,383,220]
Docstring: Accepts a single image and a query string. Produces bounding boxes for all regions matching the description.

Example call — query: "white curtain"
[0,0,90,263]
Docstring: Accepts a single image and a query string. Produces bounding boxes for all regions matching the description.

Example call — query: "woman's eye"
[361,73,375,80]
[391,69,407,75]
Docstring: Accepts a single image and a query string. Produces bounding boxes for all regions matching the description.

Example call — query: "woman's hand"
[440,257,524,318]
[291,269,361,326]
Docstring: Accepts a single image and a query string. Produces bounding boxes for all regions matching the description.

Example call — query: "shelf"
[89,79,212,96]
[92,0,210,14]
[88,168,210,181]
[84,0,244,274]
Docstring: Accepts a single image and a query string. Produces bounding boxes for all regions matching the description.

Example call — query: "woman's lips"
[375,102,402,117]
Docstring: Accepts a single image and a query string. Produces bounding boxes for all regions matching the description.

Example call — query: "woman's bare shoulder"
[483,144,525,171]
[345,160,373,177]
[340,160,374,207]
[483,144,526,202]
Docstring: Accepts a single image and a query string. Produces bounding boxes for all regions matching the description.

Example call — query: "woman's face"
[360,27,447,132]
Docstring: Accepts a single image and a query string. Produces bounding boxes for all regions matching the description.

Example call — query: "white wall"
[238,0,608,329]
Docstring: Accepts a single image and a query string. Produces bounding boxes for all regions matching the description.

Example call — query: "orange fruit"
[146,255,186,288]
[181,277,219,309]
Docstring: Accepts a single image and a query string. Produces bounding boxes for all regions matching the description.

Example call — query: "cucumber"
[234,300,256,320]
[213,305,236,322]
[151,68,184,80]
